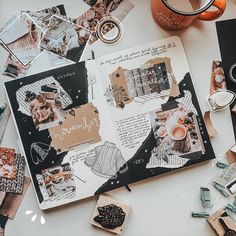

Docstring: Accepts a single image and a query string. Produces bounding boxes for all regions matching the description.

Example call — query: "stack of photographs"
[0,146,30,234]
[0,1,134,79]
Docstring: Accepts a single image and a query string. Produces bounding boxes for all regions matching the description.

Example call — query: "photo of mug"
[170,124,187,141]
[151,0,226,30]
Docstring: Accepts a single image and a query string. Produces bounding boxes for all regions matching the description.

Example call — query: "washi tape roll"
[96,16,123,45]
[229,63,236,83]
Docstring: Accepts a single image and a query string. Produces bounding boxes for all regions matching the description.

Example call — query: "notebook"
[5,36,215,210]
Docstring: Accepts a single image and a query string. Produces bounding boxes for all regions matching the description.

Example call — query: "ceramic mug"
[170,124,187,141]
[151,0,226,30]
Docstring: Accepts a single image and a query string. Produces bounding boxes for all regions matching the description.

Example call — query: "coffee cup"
[170,125,187,141]
[151,0,226,30]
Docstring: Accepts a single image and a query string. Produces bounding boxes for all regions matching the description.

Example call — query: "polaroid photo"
[41,163,76,200]
[0,13,43,67]
[0,15,29,79]
[25,82,66,130]
[40,16,91,63]
[23,5,67,32]
[0,154,26,193]
[0,147,16,179]
[0,177,31,219]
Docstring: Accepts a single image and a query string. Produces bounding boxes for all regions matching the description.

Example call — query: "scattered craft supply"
[96,16,123,45]
[207,209,236,236]
[213,163,236,192]
[90,194,130,235]
[225,204,236,214]
[200,187,212,209]
[224,208,236,223]
[225,178,236,196]
[226,145,236,164]
[210,61,227,94]
[206,90,236,112]
[216,161,229,169]
[213,183,229,197]
[191,211,209,218]
[203,111,217,138]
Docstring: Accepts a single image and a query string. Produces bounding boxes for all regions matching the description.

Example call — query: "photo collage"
[147,94,205,169]
[0,1,134,78]
[108,57,179,109]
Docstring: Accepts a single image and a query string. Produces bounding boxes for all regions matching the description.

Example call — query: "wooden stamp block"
[90,194,130,234]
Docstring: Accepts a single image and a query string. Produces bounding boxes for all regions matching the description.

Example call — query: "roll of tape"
[96,16,123,45]
[229,63,236,83]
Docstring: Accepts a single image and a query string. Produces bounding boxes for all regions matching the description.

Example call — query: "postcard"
[0,148,16,179]
[5,37,215,210]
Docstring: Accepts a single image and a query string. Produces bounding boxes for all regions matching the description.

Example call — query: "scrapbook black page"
[216,19,236,140]
[5,36,215,210]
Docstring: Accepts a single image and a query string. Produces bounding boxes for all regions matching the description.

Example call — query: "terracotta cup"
[151,0,226,30]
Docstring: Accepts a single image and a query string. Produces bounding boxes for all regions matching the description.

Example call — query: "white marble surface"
[0,0,236,235]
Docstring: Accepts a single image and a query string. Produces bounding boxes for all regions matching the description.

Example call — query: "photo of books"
[26,83,65,131]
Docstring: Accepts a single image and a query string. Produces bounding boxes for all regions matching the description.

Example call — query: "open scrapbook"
[4,36,215,210]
